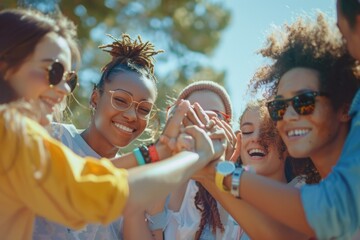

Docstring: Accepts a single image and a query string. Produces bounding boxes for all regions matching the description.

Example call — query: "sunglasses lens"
[267,100,287,121]
[48,62,64,86]
[293,92,316,115]
[65,72,78,92]
[267,92,319,121]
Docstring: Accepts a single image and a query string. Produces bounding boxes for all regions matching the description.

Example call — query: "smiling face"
[5,32,72,124]
[275,67,346,162]
[91,71,156,149]
[240,105,286,180]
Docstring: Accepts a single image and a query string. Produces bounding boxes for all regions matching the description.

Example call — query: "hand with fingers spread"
[156,99,196,156]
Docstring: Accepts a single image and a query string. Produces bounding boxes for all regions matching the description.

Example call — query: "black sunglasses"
[266,91,327,121]
[48,60,78,92]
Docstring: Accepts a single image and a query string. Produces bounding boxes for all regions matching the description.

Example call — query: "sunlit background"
[1,0,337,132]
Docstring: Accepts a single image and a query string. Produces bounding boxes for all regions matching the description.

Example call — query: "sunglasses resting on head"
[266,91,328,121]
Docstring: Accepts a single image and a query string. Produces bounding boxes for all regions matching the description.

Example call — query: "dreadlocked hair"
[194,183,224,240]
[250,13,360,112]
[93,34,164,141]
[95,33,164,93]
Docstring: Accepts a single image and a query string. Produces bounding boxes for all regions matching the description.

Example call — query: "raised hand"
[157,100,195,155]
[182,125,215,164]
[212,118,237,160]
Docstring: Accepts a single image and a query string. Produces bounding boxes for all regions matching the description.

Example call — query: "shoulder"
[49,122,78,139]
[0,104,50,140]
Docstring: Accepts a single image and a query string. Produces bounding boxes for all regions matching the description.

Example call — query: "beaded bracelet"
[231,167,244,198]
[148,143,160,162]
[139,145,151,164]
[133,148,146,166]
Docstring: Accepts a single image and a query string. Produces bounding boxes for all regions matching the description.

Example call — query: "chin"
[39,113,53,126]
[288,149,310,159]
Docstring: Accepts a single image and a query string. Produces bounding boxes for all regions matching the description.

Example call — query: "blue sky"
[210,0,336,128]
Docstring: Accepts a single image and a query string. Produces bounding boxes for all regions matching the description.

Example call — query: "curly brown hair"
[250,13,360,112]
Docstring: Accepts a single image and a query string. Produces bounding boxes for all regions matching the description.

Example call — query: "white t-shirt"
[33,123,124,240]
[164,180,236,240]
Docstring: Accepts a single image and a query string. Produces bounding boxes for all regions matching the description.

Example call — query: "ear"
[2,66,12,81]
[338,104,351,123]
[90,89,100,109]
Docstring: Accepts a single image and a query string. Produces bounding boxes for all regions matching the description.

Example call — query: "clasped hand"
[159,100,230,167]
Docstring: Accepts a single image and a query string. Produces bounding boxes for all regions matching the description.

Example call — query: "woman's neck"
[80,125,118,159]
[268,170,287,183]
[311,124,349,179]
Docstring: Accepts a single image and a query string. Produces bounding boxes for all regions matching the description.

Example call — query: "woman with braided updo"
[31,34,222,240]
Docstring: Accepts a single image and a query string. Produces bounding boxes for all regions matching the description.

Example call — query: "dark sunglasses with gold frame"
[48,59,78,92]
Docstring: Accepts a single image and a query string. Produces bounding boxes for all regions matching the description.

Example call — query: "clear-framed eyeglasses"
[108,89,157,120]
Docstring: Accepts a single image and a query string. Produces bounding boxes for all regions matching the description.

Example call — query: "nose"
[123,103,138,121]
[56,80,71,94]
[251,129,261,142]
[282,104,299,121]
[52,81,70,103]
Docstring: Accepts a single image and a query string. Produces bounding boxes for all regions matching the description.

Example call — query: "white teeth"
[248,148,266,155]
[114,122,134,133]
[41,98,55,108]
[287,129,309,137]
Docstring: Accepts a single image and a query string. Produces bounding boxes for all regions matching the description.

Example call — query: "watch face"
[216,161,235,175]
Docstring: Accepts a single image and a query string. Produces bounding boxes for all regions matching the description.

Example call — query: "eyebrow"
[114,88,133,96]
[274,88,318,99]
[41,58,56,63]
[112,88,153,102]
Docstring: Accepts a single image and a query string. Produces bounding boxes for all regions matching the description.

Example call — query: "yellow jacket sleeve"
[0,107,129,229]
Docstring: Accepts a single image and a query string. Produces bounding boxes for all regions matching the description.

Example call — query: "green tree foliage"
[1,0,231,137]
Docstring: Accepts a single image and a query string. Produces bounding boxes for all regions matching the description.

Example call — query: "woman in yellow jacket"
[0,8,224,240]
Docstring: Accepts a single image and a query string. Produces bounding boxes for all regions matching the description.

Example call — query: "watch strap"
[231,167,244,198]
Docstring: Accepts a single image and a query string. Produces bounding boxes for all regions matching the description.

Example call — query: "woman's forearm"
[125,151,209,212]
[123,210,153,240]
[223,173,315,236]
[111,142,171,169]
[200,179,308,240]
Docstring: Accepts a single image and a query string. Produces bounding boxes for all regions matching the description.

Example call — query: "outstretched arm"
[198,177,308,240]
[220,173,314,236]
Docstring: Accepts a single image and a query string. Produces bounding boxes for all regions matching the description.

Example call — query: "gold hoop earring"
[90,105,96,115]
